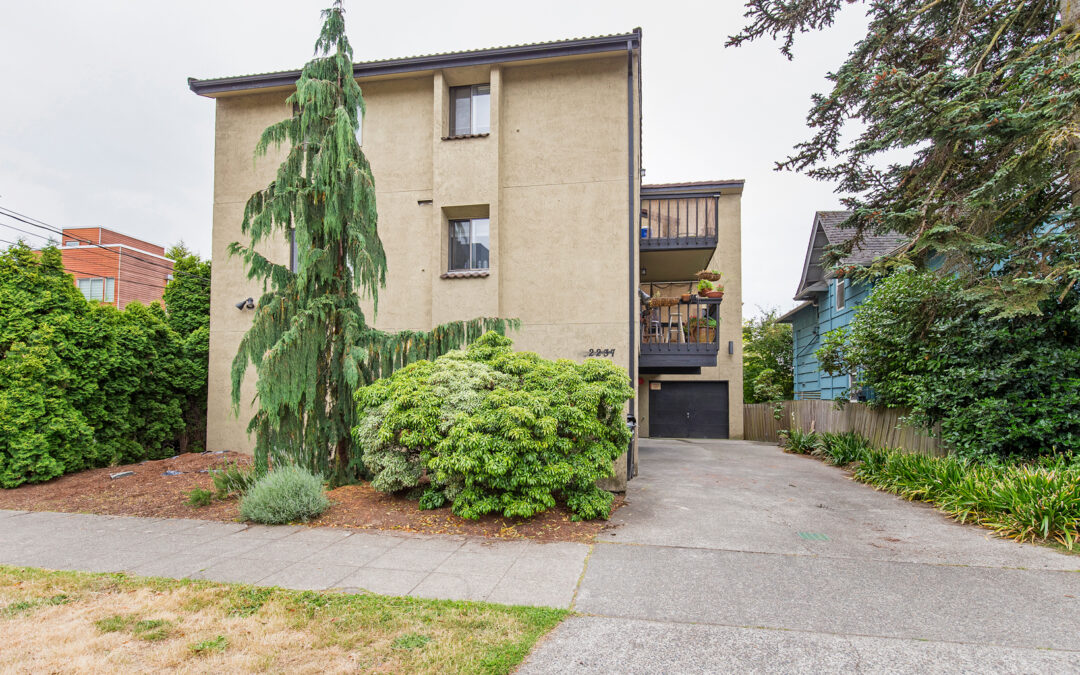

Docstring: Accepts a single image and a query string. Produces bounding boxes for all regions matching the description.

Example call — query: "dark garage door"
[648,381,729,438]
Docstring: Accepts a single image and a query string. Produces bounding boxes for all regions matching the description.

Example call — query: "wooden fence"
[743,399,946,456]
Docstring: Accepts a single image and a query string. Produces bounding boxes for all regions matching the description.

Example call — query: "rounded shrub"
[239,465,329,524]
[353,332,634,521]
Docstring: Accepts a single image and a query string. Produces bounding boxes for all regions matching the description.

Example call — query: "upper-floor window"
[449,84,490,136]
[449,218,490,271]
[64,240,78,247]
[835,278,846,311]
[78,277,114,303]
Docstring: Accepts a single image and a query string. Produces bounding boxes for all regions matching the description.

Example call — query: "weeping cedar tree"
[229,2,515,482]
[729,1,1080,316]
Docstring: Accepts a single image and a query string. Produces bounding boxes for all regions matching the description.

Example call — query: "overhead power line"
[0,205,210,286]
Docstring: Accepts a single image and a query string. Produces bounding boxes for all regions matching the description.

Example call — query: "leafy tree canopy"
[743,309,794,403]
[730,0,1080,315]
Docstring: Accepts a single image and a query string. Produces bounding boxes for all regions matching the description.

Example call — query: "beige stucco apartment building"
[189,30,742,489]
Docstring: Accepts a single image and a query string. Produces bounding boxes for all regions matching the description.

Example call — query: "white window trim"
[835,278,846,311]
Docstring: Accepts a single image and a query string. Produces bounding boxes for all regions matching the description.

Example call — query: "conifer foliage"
[729,1,1080,315]
[229,2,515,482]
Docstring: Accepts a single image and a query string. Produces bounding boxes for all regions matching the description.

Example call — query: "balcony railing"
[640,196,718,250]
[639,283,722,370]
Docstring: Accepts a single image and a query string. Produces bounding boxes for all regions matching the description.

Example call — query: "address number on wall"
[586,348,616,358]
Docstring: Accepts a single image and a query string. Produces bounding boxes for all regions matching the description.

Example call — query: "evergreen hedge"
[0,243,208,488]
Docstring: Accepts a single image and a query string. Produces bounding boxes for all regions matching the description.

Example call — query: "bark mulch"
[0,452,622,543]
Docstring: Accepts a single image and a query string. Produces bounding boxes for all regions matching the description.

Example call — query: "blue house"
[777,211,905,400]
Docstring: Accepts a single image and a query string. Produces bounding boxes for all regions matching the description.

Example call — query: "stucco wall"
[204,53,638,487]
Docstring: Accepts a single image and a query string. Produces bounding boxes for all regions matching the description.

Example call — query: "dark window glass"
[448,84,490,136]
[448,218,490,271]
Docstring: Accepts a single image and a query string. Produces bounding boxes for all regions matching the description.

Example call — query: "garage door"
[648,381,729,438]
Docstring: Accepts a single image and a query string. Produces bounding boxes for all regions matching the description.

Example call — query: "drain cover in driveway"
[797,532,829,541]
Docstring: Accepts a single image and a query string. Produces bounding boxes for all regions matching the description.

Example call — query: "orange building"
[59,228,174,309]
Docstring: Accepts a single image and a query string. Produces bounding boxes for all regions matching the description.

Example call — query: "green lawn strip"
[0,565,569,673]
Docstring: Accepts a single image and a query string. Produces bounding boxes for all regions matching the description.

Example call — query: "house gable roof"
[793,210,906,300]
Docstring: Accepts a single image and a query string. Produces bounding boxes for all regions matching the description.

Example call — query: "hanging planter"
[695,270,723,282]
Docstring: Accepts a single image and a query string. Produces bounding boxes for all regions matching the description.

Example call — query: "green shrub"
[0,243,209,488]
[239,465,329,524]
[814,431,873,466]
[781,428,817,455]
[846,448,1080,549]
[816,270,1080,460]
[187,488,213,507]
[211,462,260,499]
[353,332,634,521]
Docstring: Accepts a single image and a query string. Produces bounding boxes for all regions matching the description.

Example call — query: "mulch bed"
[0,453,622,543]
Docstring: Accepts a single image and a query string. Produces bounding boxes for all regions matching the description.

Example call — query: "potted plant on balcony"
[697,279,714,297]
[696,269,722,282]
[706,281,724,299]
[684,317,718,343]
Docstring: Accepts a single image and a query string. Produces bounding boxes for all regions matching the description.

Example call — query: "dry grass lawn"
[0,565,566,674]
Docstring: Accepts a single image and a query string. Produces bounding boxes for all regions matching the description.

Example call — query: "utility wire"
[0,206,210,286]
[0,221,55,243]
[0,237,179,294]
[0,205,195,282]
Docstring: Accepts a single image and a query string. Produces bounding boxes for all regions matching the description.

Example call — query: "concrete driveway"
[521,438,1080,673]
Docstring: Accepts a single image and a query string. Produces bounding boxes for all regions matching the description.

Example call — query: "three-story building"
[189,30,743,488]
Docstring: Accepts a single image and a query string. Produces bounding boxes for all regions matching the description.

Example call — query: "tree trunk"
[1064,0,1080,207]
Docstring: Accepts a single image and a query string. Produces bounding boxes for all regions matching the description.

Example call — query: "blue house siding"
[789,278,871,400]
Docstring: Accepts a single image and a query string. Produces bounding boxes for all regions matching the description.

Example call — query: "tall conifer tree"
[230,1,514,481]
[729,0,1080,315]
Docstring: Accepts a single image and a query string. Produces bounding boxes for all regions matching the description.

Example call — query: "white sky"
[0,0,867,318]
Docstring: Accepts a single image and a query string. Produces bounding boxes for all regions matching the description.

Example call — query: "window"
[64,240,78,247]
[448,84,490,136]
[77,277,114,303]
[448,218,490,271]
[835,278,846,310]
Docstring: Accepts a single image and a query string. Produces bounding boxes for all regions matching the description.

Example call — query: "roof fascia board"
[189,31,641,96]
[793,213,828,299]
[640,181,745,198]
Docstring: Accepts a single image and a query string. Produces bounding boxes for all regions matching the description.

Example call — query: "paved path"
[0,510,586,608]
[3,439,1079,673]
[520,439,1080,673]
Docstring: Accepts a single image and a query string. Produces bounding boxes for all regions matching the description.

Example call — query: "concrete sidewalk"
[0,509,586,608]
[520,439,1080,673]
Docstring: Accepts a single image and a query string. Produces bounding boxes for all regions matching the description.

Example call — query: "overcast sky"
[0,1,867,318]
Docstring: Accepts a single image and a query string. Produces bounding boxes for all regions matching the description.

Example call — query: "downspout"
[116,247,122,308]
[625,35,637,482]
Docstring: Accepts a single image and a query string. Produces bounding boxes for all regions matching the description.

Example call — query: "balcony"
[639,285,722,372]
[640,186,725,284]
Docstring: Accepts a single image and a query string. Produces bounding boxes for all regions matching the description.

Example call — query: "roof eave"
[189,30,641,97]
[640,180,745,197]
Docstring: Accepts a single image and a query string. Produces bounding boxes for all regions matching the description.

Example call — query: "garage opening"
[648,381,729,438]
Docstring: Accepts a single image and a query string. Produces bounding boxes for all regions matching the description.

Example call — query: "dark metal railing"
[640,196,719,249]
[639,282,722,355]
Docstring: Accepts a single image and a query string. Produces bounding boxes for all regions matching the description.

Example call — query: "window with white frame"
[448,84,490,136]
[448,218,490,271]
[835,278,846,310]
[77,277,114,303]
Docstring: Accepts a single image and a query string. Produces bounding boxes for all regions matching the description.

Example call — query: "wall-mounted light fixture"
[728,340,735,355]
[235,297,255,310]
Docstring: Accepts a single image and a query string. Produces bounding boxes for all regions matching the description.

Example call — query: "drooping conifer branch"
[229,1,517,481]
[729,0,1080,316]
